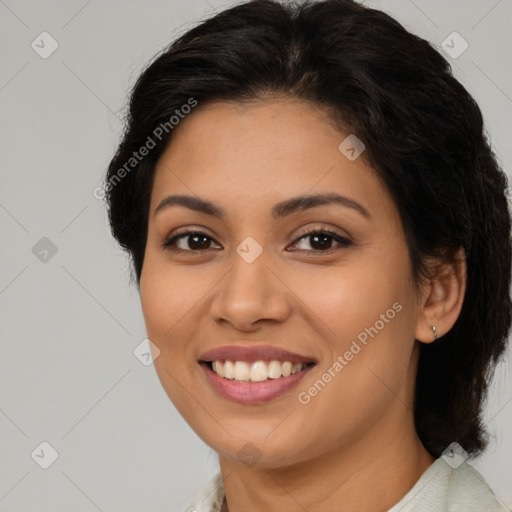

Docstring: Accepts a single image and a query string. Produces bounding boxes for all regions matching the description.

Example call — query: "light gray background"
[1,0,511,510]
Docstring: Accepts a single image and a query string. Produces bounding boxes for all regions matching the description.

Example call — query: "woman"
[104,0,511,510]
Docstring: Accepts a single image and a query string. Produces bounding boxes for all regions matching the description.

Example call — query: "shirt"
[184,456,509,511]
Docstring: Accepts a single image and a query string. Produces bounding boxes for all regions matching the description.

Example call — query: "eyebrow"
[154,192,371,220]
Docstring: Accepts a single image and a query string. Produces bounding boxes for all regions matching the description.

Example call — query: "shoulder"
[446,459,508,511]
[184,472,225,512]
[388,457,509,512]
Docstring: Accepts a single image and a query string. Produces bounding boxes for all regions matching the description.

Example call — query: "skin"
[139,97,467,512]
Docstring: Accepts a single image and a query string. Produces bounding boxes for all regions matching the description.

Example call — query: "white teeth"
[250,361,268,382]
[210,360,306,381]
[267,360,282,379]
[212,361,224,377]
[234,361,250,381]
[223,360,235,379]
[281,361,292,377]
[291,363,302,375]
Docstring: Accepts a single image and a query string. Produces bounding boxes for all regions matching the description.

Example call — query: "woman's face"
[139,98,425,468]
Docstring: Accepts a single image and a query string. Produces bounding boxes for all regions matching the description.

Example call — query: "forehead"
[150,98,395,223]
[157,98,345,165]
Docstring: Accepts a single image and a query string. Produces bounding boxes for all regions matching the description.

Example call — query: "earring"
[432,325,438,340]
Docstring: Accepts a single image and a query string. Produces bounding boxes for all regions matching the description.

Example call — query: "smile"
[198,345,317,403]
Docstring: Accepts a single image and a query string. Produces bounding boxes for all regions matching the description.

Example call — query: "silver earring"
[432,325,438,340]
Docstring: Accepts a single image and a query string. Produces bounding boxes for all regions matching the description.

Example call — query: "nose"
[209,248,292,332]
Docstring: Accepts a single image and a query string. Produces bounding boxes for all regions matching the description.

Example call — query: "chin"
[203,431,313,470]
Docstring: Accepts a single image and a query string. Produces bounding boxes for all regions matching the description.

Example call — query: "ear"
[414,247,467,343]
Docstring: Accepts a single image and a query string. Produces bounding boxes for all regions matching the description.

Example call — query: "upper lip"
[199,345,317,364]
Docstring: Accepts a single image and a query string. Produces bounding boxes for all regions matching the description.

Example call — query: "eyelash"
[161,228,353,255]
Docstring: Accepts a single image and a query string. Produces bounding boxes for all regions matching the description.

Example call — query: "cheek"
[140,259,198,336]
[289,260,409,344]
[289,253,416,399]
[139,261,205,412]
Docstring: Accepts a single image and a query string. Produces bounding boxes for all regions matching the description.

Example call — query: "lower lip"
[200,362,314,404]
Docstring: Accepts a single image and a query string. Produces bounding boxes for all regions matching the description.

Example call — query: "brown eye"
[288,229,353,254]
[162,231,221,252]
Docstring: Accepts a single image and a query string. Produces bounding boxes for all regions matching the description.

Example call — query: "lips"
[198,345,317,364]
[198,344,317,404]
